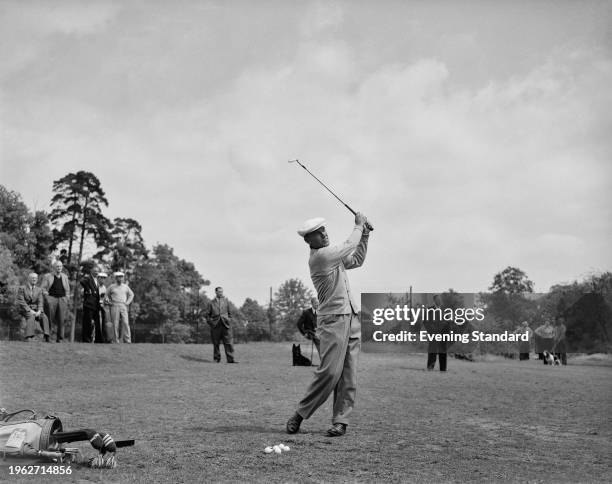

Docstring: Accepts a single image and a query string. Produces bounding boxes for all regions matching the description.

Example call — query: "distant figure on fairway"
[287,213,370,437]
[80,264,101,343]
[17,273,50,342]
[297,297,320,356]
[41,261,71,342]
[206,287,236,363]
[422,294,449,371]
[554,316,568,365]
[105,272,134,343]
[515,321,533,360]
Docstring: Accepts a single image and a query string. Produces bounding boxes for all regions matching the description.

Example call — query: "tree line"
[361,267,612,354]
[0,172,314,343]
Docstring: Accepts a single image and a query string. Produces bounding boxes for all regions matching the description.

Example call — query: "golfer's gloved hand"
[354,212,367,227]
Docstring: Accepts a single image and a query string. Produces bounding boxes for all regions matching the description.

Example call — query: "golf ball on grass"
[279,444,290,451]
[264,447,273,454]
[273,445,282,454]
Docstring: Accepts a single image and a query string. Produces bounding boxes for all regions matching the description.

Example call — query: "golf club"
[288,159,374,231]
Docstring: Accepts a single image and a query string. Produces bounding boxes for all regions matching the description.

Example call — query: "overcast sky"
[1,0,611,306]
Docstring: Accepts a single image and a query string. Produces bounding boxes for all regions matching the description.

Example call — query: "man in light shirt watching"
[105,271,134,343]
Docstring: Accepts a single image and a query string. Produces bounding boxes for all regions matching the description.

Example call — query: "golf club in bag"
[0,409,134,468]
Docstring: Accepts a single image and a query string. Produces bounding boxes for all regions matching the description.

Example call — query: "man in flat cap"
[206,286,237,363]
[286,212,371,437]
[17,272,50,342]
[104,272,134,343]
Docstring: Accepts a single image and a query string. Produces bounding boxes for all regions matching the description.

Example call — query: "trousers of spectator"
[296,313,360,426]
[427,341,447,371]
[46,296,67,342]
[519,353,530,360]
[98,306,108,343]
[555,352,568,365]
[22,313,50,340]
[110,303,131,343]
[210,324,235,362]
[82,306,100,343]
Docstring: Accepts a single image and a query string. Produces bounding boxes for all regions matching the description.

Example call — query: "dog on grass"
[543,350,561,366]
[292,344,312,366]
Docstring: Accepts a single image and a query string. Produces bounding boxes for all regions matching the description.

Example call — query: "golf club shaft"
[290,160,374,231]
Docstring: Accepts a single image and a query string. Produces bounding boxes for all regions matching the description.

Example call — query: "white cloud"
[1,1,610,303]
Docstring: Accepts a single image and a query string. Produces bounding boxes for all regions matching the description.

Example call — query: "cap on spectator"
[98,272,108,278]
[113,271,124,277]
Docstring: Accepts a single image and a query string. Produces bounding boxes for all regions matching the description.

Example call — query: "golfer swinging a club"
[286,212,371,437]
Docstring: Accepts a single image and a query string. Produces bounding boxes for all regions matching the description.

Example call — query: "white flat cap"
[113,271,125,277]
[297,217,326,237]
[98,272,108,278]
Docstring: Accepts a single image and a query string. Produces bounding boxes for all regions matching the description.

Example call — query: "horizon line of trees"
[1,176,611,351]
[0,174,312,343]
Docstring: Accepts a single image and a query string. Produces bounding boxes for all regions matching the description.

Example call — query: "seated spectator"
[17,273,50,342]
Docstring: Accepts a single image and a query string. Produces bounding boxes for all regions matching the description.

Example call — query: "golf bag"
[0,409,133,468]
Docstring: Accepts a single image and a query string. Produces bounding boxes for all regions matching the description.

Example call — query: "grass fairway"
[1,342,611,483]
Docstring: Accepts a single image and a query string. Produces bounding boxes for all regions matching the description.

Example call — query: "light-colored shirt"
[309,225,369,316]
[105,283,134,305]
[535,324,555,338]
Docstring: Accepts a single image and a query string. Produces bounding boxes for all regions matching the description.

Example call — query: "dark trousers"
[82,306,99,343]
[306,331,321,357]
[46,296,67,342]
[555,352,567,365]
[210,324,235,362]
[427,352,447,371]
[98,307,107,343]
[519,353,530,360]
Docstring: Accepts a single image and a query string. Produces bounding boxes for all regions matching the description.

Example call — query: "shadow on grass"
[179,355,213,363]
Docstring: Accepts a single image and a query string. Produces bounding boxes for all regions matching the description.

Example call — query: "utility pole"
[268,286,274,341]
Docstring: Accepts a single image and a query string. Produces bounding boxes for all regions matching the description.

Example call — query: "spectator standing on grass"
[297,297,320,356]
[515,321,533,360]
[205,287,236,363]
[80,264,101,343]
[40,261,71,342]
[534,319,556,364]
[97,272,110,342]
[422,294,450,371]
[105,272,134,343]
[17,273,50,342]
[554,316,568,365]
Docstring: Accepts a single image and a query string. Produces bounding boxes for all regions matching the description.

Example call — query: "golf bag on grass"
[0,409,134,468]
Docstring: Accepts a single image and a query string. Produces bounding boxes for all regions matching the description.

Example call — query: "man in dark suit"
[41,261,71,342]
[206,287,236,363]
[17,273,50,342]
[422,294,450,371]
[297,297,320,356]
[80,265,102,343]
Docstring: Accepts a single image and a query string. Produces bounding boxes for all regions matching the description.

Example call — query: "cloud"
[1,1,610,303]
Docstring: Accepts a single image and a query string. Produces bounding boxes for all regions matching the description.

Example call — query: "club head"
[288,159,298,163]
